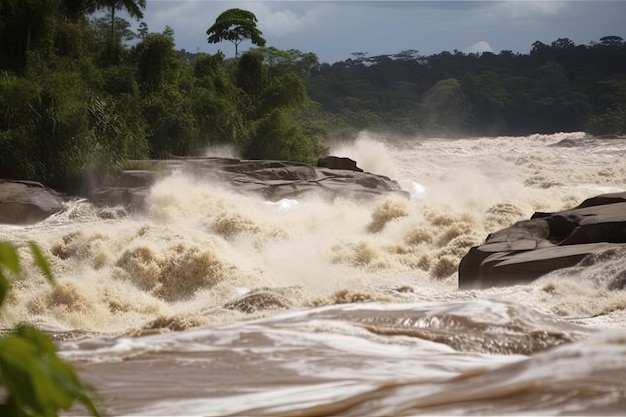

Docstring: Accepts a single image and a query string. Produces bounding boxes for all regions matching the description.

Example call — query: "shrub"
[0,242,101,416]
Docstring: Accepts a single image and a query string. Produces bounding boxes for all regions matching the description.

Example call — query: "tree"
[251,46,319,77]
[134,28,181,92]
[94,0,146,47]
[0,0,58,72]
[206,8,266,59]
[91,13,137,43]
[137,21,148,39]
[598,36,624,48]
[420,78,471,135]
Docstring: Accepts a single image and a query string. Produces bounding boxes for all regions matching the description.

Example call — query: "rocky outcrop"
[459,191,626,289]
[90,157,408,209]
[317,156,363,172]
[0,180,64,225]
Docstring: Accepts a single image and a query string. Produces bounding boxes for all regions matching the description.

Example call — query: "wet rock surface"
[459,191,626,289]
[90,157,408,210]
[0,180,64,225]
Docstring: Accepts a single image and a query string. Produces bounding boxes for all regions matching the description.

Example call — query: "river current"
[2,132,626,415]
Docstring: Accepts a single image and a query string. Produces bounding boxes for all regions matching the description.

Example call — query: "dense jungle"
[1,0,625,195]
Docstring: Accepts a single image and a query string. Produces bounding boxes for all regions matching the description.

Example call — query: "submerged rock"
[0,180,63,225]
[459,191,626,289]
[223,290,292,314]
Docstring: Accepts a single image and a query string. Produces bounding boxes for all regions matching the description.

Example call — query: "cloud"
[495,0,566,19]
[246,2,331,37]
[463,41,494,54]
[135,0,625,62]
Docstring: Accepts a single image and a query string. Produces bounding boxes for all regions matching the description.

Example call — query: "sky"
[135,1,626,63]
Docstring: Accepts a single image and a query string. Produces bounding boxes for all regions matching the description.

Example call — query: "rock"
[223,290,292,314]
[116,170,157,188]
[89,187,150,211]
[317,156,363,172]
[459,191,626,289]
[550,136,626,147]
[90,157,408,209]
[0,180,63,225]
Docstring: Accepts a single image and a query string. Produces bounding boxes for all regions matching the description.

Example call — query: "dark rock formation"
[317,156,363,172]
[0,180,63,225]
[90,157,407,210]
[459,191,626,289]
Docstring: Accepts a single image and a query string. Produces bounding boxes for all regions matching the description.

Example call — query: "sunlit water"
[2,132,626,415]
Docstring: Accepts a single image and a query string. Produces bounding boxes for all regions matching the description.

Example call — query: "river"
[2,132,626,415]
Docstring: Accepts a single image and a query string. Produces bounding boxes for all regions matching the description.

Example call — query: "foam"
[1,132,625,334]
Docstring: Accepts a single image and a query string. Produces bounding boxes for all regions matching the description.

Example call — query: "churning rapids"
[2,132,626,415]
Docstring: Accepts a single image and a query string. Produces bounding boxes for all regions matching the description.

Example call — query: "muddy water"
[2,132,626,415]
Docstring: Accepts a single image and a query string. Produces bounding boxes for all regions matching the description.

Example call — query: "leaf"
[0,272,9,307]
[0,325,101,416]
[29,241,55,284]
[0,242,21,274]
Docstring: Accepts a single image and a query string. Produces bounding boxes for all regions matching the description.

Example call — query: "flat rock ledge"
[459,191,626,289]
[0,180,64,225]
[89,156,408,210]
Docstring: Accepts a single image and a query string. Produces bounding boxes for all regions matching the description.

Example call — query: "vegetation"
[206,8,266,59]
[305,38,626,137]
[0,4,323,195]
[0,2,624,196]
[0,5,623,412]
[0,242,101,416]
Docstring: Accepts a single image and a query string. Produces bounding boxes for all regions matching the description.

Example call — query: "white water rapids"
[1,131,626,415]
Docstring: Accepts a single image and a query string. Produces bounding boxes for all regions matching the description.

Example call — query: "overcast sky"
[136,1,626,63]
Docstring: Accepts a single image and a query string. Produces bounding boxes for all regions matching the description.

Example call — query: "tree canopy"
[0,2,624,196]
[206,8,266,58]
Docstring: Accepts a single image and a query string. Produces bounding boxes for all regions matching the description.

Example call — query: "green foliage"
[142,87,198,158]
[0,242,19,305]
[206,8,266,58]
[233,50,324,162]
[92,0,146,41]
[244,108,323,163]
[0,242,101,416]
[463,71,509,135]
[251,46,319,77]
[28,68,93,189]
[134,29,182,93]
[0,0,58,73]
[306,36,626,136]
[91,12,138,44]
[0,72,41,130]
[421,78,471,135]
[237,50,268,99]
[586,107,626,135]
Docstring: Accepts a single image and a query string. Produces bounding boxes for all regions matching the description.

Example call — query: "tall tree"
[0,0,58,72]
[206,8,266,59]
[94,0,146,46]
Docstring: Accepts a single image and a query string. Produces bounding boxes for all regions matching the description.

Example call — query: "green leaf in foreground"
[29,241,55,284]
[0,242,20,307]
[0,242,102,416]
[0,325,101,416]
[0,273,8,308]
[0,242,21,275]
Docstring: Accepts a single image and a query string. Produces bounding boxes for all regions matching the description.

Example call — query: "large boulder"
[0,180,64,225]
[459,191,626,289]
[90,157,408,209]
[317,156,363,172]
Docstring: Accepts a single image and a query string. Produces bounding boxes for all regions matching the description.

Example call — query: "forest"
[306,37,626,137]
[1,0,625,195]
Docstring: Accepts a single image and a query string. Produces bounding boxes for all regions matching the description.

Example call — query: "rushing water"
[2,132,626,415]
